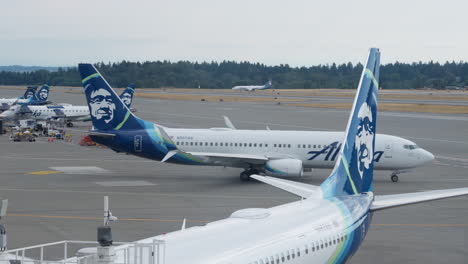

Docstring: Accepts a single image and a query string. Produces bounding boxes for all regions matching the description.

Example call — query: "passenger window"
[235,143,238,147]
[215,143,218,146]
[259,143,262,147]
[210,142,213,146]
[302,144,306,148]
[274,144,277,148]
[313,145,316,148]
[308,144,311,148]
[249,143,252,147]
[220,143,223,146]
[254,143,257,147]
[244,143,247,147]
[288,144,291,148]
[190,142,193,146]
[265,144,268,147]
[297,144,301,148]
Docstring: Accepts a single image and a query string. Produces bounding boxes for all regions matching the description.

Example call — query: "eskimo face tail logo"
[89,88,116,124]
[25,91,35,99]
[37,87,49,100]
[355,102,374,179]
[121,92,132,108]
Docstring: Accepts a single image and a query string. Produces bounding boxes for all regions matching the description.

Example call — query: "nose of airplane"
[419,148,435,164]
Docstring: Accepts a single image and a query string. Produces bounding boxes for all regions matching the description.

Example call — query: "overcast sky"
[1,0,467,66]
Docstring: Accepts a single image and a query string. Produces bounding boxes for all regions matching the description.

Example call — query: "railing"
[0,240,166,264]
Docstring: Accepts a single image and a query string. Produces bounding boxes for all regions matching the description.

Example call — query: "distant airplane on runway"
[0,84,136,128]
[77,57,433,182]
[232,80,272,91]
[97,48,468,264]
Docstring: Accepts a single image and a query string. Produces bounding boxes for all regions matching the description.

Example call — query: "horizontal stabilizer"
[371,188,468,211]
[161,150,178,163]
[250,175,322,199]
[88,131,116,137]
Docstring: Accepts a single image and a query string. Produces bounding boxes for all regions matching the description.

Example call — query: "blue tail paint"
[20,86,37,99]
[120,84,136,108]
[79,64,140,131]
[321,48,380,197]
[20,84,49,105]
[264,80,272,89]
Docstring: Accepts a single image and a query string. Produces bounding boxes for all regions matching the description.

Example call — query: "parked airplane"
[78,62,433,183]
[18,86,38,99]
[232,80,272,91]
[0,85,136,128]
[103,48,468,264]
[0,85,49,111]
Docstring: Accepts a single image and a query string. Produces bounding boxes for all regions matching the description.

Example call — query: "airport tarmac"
[0,88,467,263]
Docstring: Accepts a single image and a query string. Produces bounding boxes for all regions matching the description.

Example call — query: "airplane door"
[134,135,143,152]
[384,142,392,158]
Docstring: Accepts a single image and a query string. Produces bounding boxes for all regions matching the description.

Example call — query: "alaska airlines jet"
[18,86,38,100]
[0,85,49,111]
[100,48,468,264]
[0,85,136,128]
[232,80,272,91]
[78,61,433,182]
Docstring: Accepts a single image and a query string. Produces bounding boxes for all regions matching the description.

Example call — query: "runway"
[0,88,467,263]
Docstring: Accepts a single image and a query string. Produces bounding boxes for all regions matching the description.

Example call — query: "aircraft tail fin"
[120,84,136,108]
[264,80,272,89]
[320,48,380,197]
[78,64,140,131]
[29,84,49,104]
[21,86,37,99]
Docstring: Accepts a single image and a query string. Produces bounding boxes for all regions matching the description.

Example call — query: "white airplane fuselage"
[0,105,89,121]
[165,128,433,171]
[115,193,372,264]
[232,85,269,91]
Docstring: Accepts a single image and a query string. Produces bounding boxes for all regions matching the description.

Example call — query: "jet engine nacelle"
[265,159,303,177]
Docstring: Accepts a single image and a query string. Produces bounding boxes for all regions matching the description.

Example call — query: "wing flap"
[371,188,468,211]
[250,175,322,199]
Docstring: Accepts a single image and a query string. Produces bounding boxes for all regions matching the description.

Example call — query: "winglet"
[223,116,236,129]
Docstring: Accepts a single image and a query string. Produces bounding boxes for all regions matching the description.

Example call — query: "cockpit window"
[403,144,419,150]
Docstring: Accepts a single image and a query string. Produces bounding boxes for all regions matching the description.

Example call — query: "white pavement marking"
[50,166,110,175]
[95,181,156,187]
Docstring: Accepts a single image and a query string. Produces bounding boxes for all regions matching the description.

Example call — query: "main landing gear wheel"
[391,174,399,182]
[239,169,259,181]
[66,122,74,127]
[240,171,250,181]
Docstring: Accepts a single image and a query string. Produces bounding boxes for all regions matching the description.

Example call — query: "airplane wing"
[250,175,322,199]
[371,188,468,211]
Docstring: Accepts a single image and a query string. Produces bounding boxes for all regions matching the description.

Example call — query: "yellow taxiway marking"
[6,214,468,227]
[27,171,63,175]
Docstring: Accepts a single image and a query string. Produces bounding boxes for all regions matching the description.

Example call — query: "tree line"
[0,60,467,89]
